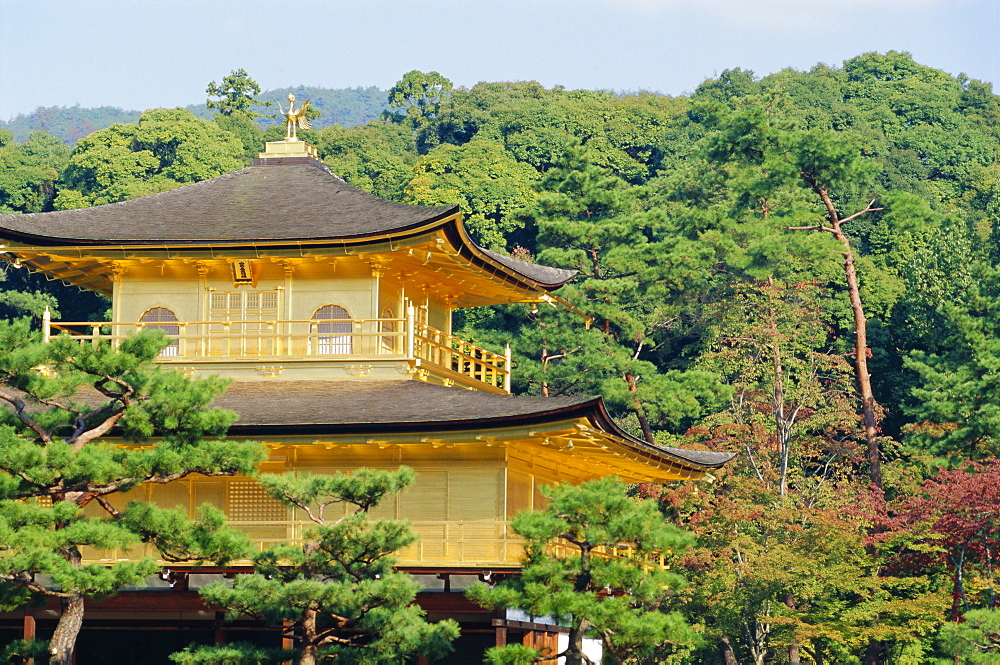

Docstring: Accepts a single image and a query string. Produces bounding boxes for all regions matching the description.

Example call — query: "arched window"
[313,304,352,354]
[139,307,180,357]
[381,307,395,353]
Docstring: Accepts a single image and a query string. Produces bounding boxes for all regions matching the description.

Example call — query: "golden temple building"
[0,138,733,663]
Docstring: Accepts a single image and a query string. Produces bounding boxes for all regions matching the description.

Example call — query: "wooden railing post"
[41,307,50,344]
[406,305,416,359]
[504,343,512,394]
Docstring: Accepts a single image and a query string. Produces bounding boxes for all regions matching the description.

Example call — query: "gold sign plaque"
[231,260,255,285]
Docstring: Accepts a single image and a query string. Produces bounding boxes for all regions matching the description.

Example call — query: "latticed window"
[209,291,279,327]
[312,304,352,354]
[139,307,179,356]
[227,479,287,521]
[208,290,280,356]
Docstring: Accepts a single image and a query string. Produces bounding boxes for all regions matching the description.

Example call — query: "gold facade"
[84,414,706,568]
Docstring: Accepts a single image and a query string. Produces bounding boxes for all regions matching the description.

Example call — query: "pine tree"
[206,68,270,118]
[512,145,726,441]
[469,477,696,665]
[195,467,459,665]
[0,320,264,665]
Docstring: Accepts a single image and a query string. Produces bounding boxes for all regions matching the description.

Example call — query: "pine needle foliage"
[196,467,459,665]
[469,477,697,665]
[0,320,264,665]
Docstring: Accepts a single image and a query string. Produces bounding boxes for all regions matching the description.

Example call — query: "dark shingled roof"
[480,249,580,288]
[213,381,734,469]
[0,161,578,289]
[0,163,455,244]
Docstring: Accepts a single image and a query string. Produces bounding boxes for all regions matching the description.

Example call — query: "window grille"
[139,307,180,356]
[208,291,280,355]
[312,304,353,354]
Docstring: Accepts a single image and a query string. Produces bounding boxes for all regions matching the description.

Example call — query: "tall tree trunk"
[833,223,881,488]
[785,593,800,665]
[951,547,968,621]
[49,594,85,665]
[801,184,882,488]
[863,639,884,665]
[719,636,741,665]
[299,606,318,665]
[625,373,655,443]
[766,282,790,496]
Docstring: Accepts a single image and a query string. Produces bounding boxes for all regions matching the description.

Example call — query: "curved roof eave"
[576,395,736,470]
[213,381,734,471]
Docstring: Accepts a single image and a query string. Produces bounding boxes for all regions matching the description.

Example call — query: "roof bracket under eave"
[528,292,593,327]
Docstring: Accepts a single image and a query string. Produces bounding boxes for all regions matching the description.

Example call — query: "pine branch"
[0,388,53,444]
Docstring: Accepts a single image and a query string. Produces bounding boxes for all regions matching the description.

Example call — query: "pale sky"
[0,0,996,121]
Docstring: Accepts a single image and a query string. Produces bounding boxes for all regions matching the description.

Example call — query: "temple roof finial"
[277,93,311,141]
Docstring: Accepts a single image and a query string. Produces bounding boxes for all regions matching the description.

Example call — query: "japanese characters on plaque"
[231,259,255,286]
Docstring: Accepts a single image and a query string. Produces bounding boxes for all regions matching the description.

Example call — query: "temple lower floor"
[0,570,563,665]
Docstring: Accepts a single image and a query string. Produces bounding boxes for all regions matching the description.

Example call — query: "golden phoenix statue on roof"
[277,93,311,140]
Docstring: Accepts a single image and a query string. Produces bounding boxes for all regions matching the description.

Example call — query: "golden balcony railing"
[42,308,511,392]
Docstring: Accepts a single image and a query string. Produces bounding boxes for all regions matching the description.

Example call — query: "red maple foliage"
[882,460,1000,620]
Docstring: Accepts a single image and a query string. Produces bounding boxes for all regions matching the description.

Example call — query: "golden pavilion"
[0,137,732,662]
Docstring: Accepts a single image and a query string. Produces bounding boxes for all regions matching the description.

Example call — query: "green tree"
[508,145,725,441]
[698,97,887,486]
[206,68,270,118]
[55,108,245,209]
[904,264,1000,457]
[214,114,266,162]
[170,641,292,665]
[663,280,942,664]
[196,467,459,665]
[404,137,540,249]
[936,609,1000,662]
[660,471,944,665]
[424,81,688,182]
[0,321,264,665]
[385,70,453,131]
[316,121,418,200]
[468,477,696,665]
[0,130,70,213]
[695,279,860,496]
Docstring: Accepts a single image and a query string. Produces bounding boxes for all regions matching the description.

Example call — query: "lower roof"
[213,380,734,471]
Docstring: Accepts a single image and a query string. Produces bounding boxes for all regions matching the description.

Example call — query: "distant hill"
[186,85,389,132]
[1,86,389,145]
[0,106,143,144]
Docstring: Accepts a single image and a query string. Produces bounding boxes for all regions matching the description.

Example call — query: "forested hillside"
[0,85,387,144]
[2,53,1000,662]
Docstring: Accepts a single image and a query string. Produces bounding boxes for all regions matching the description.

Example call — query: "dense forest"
[2,52,1000,662]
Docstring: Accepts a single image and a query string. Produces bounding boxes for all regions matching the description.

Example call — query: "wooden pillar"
[22,612,35,665]
[494,608,507,649]
[405,304,416,358]
[281,620,295,665]
[213,611,225,646]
